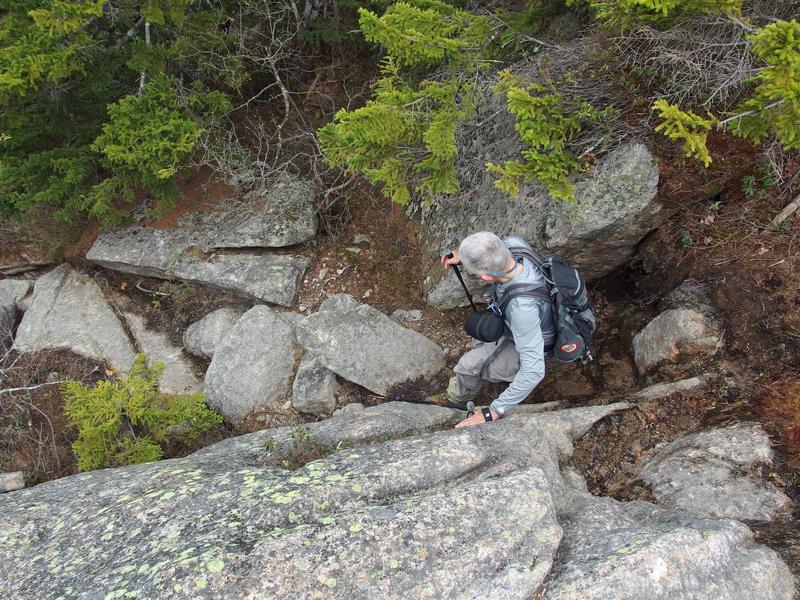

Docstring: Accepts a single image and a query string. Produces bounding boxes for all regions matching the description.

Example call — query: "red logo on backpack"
[560,342,579,354]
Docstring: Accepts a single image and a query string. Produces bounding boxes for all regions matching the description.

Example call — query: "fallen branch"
[771,193,800,227]
[135,281,171,297]
[0,381,62,396]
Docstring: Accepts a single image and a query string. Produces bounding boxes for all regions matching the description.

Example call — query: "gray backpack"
[499,244,596,363]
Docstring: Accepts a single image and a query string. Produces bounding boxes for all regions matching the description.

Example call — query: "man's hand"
[441,250,461,270]
[455,407,499,428]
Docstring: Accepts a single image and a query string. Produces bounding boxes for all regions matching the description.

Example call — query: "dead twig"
[771,194,800,227]
[0,381,63,396]
[135,281,171,297]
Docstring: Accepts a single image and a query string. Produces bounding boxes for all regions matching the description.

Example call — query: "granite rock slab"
[204,305,295,424]
[87,227,309,307]
[12,265,135,372]
[296,294,446,395]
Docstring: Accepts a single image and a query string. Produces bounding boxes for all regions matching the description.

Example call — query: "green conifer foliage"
[651,100,717,166]
[0,0,104,101]
[0,1,290,224]
[651,19,800,166]
[572,0,742,29]
[318,1,492,205]
[63,354,222,471]
[727,20,800,150]
[319,59,463,204]
[486,70,612,201]
[88,75,230,221]
[358,1,492,68]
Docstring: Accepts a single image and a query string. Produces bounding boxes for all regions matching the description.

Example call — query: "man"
[440,232,555,428]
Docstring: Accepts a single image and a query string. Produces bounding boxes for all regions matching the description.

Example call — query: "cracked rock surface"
[0,400,793,599]
[204,305,296,425]
[296,294,446,396]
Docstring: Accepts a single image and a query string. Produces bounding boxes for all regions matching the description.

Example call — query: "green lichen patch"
[206,559,225,573]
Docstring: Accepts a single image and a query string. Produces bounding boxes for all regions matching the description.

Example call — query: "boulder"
[292,352,339,416]
[629,374,710,402]
[636,422,792,521]
[419,141,661,309]
[0,402,792,599]
[0,279,31,340]
[122,312,203,395]
[204,305,295,424]
[178,176,317,251]
[505,402,632,460]
[0,472,24,493]
[632,308,721,373]
[183,308,245,359]
[12,265,136,372]
[296,294,446,395]
[543,493,794,600]
[87,227,309,307]
[660,279,716,312]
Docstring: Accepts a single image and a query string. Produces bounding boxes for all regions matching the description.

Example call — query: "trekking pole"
[446,252,478,312]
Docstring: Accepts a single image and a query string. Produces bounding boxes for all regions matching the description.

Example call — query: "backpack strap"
[506,245,545,270]
[497,283,552,314]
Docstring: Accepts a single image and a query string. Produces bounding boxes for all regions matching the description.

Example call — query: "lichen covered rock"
[636,422,792,521]
[183,308,245,360]
[0,401,792,600]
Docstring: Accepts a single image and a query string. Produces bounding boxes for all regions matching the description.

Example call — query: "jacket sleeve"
[490,298,546,416]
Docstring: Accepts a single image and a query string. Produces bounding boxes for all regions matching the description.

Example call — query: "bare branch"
[137,20,151,96]
[0,381,62,396]
[772,194,800,226]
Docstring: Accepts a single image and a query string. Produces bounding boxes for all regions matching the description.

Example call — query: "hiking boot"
[423,392,448,406]
[424,392,475,413]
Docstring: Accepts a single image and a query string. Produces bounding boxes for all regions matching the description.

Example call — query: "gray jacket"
[489,237,555,415]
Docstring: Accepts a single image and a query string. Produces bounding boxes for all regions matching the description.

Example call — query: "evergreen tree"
[486,70,615,201]
[652,19,800,166]
[569,0,743,29]
[0,0,292,223]
[318,0,493,205]
[63,353,222,471]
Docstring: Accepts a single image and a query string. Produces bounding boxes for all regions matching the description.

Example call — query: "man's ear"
[478,274,493,282]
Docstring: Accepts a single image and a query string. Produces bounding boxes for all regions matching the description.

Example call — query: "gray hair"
[459,232,511,275]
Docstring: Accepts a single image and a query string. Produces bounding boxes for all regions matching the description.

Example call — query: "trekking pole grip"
[446,252,478,312]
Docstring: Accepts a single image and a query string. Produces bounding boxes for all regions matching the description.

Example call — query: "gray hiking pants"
[447,338,520,403]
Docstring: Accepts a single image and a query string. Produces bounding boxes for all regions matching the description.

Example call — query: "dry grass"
[755,376,800,469]
[0,348,104,484]
[614,17,754,108]
[262,424,335,470]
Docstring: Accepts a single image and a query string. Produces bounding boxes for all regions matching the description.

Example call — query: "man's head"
[459,232,514,282]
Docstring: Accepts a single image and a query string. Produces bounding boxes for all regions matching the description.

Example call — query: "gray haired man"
[441,232,555,428]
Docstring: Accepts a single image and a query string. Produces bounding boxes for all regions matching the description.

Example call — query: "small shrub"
[63,353,221,471]
[264,424,334,470]
[741,168,776,198]
[741,175,757,197]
